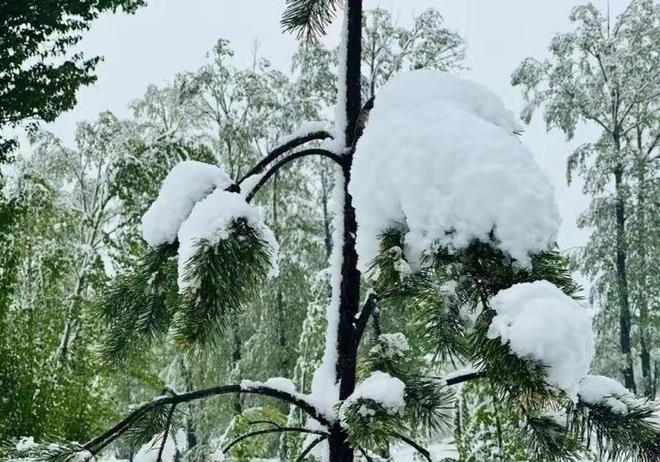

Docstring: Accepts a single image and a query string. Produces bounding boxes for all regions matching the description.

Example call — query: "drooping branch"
[82,384,330,455]
[245,148,343,201]
[223,427,328,454]
[391,432,432,462]
[238,130,333,184]
[296,436,328,462]
[156,404,177,462]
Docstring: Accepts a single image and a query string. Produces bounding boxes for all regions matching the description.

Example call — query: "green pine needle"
[281,0,341,40]
[170,219,275,349]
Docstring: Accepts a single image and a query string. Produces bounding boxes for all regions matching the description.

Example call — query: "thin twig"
[355,293,378,341]
[156,404,177,462]
[295,435,327,462]
[392,432,432,462]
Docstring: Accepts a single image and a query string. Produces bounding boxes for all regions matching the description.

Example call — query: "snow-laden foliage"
[141,160,231,248]
[177,189,278,291]
[488,280,595,399]
[350,70,560,270]
[578,375,645,415]
[340,371,406,420]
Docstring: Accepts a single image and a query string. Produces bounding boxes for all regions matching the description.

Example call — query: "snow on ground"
[141,160,231,247]
[177,189,279,291]
[349,70,560,270]
[487,280,595,399]
[578,375,646,414]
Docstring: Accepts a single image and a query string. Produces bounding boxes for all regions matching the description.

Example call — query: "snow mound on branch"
[349,70,560,269]
[487,280,595,399]
[142,160,231,247]
[578,375,645,414]
[341,371,406,420]
[177,190,278,291]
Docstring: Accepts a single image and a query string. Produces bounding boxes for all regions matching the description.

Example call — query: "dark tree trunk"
[329,1,362,461]
[635,130,653,397]
[614,160,635,392]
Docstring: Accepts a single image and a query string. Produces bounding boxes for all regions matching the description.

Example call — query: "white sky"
[45,0,632,261]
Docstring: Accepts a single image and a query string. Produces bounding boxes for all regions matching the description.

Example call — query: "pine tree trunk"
[329,1,362,460]
[614,159,635,392]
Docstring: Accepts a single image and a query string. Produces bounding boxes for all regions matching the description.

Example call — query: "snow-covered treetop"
[349,70,560,270]
[487,280,595,399]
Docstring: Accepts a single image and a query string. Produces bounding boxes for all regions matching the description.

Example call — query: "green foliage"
[568,399,660,461]
[97,244,178,364]
[281,0,341,40]
[346,330,454,455]
[173,219,276,349]
[0,0,144,155]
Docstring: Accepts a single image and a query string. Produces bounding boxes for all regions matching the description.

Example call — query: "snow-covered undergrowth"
[488,280,595,399]
[349,70,560,270]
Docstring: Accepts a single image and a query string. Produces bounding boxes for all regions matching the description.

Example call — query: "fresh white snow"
[240,377,297,396]
[349,70,560,270]
[141,160,231,247]
[487,280,595,399]
[275,121,329,147]
[372,332,410,358]
[176,190,279,291]
[340,371,406,421]
[578,375,644,414]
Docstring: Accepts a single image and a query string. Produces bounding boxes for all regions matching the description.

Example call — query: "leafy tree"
[0,0,144,157]
[512,0,660,394]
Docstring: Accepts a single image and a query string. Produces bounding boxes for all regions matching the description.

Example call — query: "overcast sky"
[45,0,632,262]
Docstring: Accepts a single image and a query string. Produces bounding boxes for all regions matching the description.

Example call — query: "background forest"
[0,1,658,461]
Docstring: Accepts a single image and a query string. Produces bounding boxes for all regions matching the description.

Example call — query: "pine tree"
[6,2,660,462]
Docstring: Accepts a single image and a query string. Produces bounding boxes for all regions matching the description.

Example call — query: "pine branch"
[295,436,327,461]
[391,432,432,462]
[75,384,330,457]
[96,243,177,364]
[172,220,274,348]
[222,427,328,454]
[281,0,341,40]
[245,148,342,202]
[238,130,333,183]
[156,405,177,462]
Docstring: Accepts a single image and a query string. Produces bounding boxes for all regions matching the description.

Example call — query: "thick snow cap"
[349,70,560,270]
[142,160,231,247]
[488,280,595,399]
